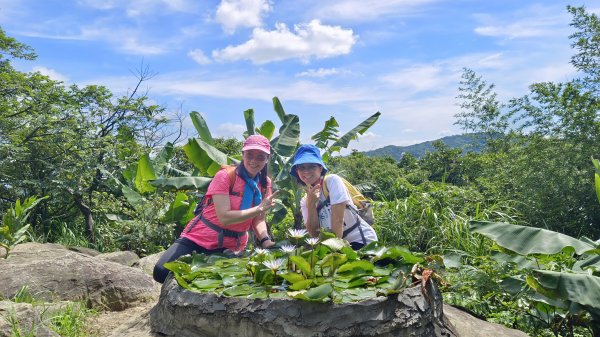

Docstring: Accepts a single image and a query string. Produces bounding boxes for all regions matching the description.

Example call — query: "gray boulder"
[149,275,456,337]
[0,243,156,311]
[68,246,101,257]
[134,251,164,277]
[444,305,529,337]
[97,250,140,267]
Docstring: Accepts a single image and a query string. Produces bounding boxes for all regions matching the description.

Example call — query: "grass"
[5,286,98,337]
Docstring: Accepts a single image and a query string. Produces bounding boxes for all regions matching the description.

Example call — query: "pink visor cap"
[242,135,271,154]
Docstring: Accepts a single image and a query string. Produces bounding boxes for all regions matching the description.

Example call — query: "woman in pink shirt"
[153,135,278,283]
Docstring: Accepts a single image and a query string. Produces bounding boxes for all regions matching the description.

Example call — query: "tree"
[452,6,600,238]
[0,27,172,245]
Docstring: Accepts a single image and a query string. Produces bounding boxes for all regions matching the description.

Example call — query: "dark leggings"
[350,241,365,250]
[153,237,225,283]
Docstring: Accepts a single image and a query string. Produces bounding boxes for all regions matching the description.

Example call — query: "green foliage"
[5,285,97,337]
[0,196,47,258]
[1,28,170,248]
[450,6,600,239]
[165,233,429,304]
[468,220,600,335]
[593,157,600,205]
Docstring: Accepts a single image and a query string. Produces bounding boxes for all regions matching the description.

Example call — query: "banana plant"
[311,112,381,162]
[1,196,48,258]
[148,97,381,232]
[470,220,600,334]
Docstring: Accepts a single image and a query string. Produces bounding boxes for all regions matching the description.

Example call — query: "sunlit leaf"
[289,279,313,291]
[280,272,305,284]
[471,221,597,255]
[243,109,255,136]
[290,255,311,276]
[272,97,286,122]
[337,260,374,274]
[223,284,255,296]
[257,120,275,139]
[191,278,223,290]
[190,111,214,145]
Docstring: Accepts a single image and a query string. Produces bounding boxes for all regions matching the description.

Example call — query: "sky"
[1,0,598,152]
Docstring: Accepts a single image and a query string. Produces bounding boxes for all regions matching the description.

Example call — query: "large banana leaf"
[243,109,255,136]
[190,111,214,145]
[257,120,275,139]
[470,221,598,255]
[593,157,600,205]
[272,97,286,123]
[150,177,213,191]
[529,270,600,318]
[162,192,195,225]
[311,117,339,149]
[183,138,232,177]
[153,142,174,175]
[135,154,157,193]
[573,254,600,272]
[270,114,300,157]
[324,112,381,161]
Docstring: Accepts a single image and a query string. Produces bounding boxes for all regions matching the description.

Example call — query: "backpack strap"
[222,165,239,196]
[322,175,330,199]
[318,174,367,244]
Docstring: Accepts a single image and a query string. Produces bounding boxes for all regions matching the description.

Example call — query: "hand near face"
[257,190,280,213]
[305,183,321,206]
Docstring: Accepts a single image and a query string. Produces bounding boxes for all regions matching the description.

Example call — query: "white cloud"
[473,5,569,40]
[216,0,271,34]
[31,66,69,82]
[79,0,197,16]
[296,67,352,78]
[379,65,446,92]
[188,49,212,64]
[312,0,435,22]
[78,27,166,55]
[212,20,357,64]
[216,122,246,137]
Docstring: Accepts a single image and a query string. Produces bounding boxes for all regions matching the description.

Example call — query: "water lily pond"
[164,232,429,304]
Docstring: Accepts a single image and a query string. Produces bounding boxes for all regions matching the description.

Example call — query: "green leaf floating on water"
[291,283,333,302]
[169,242,427,303]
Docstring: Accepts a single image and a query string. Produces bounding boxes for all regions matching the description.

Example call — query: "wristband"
[259,236,270,245]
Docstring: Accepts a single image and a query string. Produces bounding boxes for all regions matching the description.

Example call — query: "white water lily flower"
[305,237,319,246]
[254,248,269,256]
[280,245,296,254]
[287,228,308,239]
[321,238,349,251]
[262,258,285,270]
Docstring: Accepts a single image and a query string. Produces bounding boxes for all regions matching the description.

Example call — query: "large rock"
[150,275,456,337]
[0,243,157,311]
[444,305,529,337]
[134,252,164,277]
[97,250,140,267]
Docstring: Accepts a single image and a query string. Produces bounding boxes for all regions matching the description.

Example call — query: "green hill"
[363,133,487,160]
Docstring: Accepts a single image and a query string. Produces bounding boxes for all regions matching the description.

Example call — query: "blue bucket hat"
[290,144,328,178]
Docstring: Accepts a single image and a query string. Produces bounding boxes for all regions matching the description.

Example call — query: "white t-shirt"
[300,174,377,245]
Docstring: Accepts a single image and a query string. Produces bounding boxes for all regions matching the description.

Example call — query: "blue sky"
[1,0,598,152]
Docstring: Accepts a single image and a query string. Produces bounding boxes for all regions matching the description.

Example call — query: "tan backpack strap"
[322,175,330,199]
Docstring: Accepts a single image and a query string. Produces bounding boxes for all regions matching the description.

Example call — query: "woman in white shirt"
[290,144,377,250]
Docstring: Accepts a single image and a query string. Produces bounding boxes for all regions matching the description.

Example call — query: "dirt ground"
[88,302,151,336]
[85,291,159,337]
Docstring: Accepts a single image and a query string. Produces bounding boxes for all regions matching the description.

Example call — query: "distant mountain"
[363,133,487,160]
